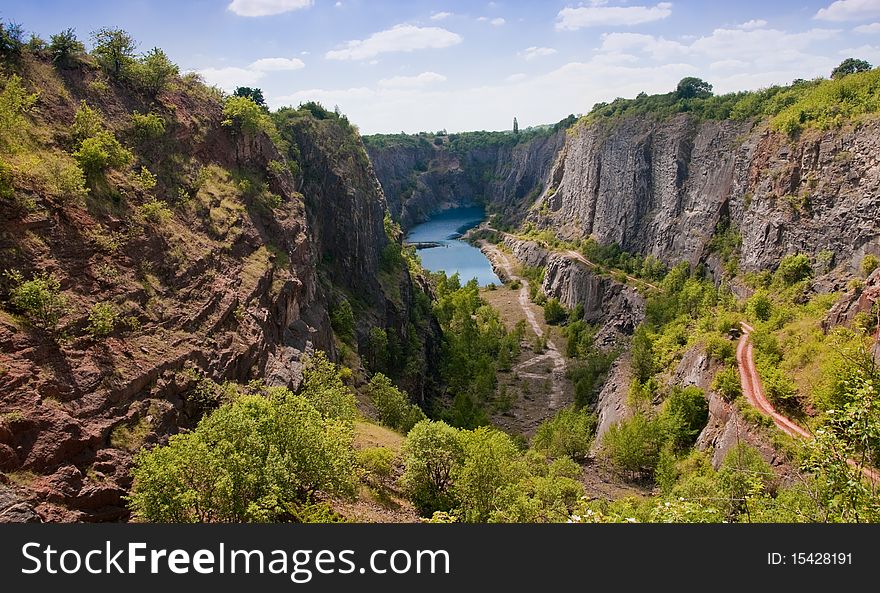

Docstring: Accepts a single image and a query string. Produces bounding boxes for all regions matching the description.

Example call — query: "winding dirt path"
[480,241,566,410]
[737,321,879,483]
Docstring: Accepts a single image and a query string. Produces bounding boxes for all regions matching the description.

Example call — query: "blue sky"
[4,0,880,133]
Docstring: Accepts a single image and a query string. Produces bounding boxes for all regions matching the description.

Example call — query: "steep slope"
[0,55,436,521]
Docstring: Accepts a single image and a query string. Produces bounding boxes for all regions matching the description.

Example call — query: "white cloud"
[431,11,453,21]
[556,2,672,30]
[855,22,880,32]
[520,46,558,60]
[839,43,880,62]
[378,71,447,88]
[506,73,528,82]
[490,17,506,26]
[815,0,880,22]
[227,0,313,17]
[197,67,265,90]
[738,19,768,30]
[325,24,463,60]
[249,57,305,71]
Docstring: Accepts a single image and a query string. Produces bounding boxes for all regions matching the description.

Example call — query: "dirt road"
[481,241,566,410]
[737,321,879,483]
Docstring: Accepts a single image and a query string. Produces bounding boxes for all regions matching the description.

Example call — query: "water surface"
[406,205,500,286]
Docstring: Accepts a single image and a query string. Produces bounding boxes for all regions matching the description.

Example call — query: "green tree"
[129,392,357,522]
[87,301,117,338]
[676,77,713,99]
[298,351,357,423]
[543,297,567,325]
[71,101,104,142]
[400,420,464,515]
[602,413,663,479]
[454,427,525,522]
[3,270,68,329]
[631,325,655,383]
[330,298,355,344]
[533,406,597,461]
[234,86,266,106]
[0,21,25,59]
[73,130,133,178]
[861,254,879,277]
[90,28,137,77]
[49,28,84,65]
[659,385,708,450]
[718,443,774,521]
[775,253,812,285]
[513,116,519,135]
[712,366,742,401]
[136,47,178,94]
[831,58,872,80]
[366,372,426,433]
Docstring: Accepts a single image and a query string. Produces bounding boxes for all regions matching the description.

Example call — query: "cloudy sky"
[5,0,880,133]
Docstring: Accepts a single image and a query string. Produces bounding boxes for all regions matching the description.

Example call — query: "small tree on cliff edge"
[513,117,519,135]
[676,77,713,100]
[831,58,872,79]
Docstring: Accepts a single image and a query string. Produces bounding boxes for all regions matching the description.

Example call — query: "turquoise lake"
[406,205,501,287]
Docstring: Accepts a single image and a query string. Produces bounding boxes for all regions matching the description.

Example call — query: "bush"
[49,28,84,65]
[134,47,178,94]
[140,198,171,224]
[87,301,117,338]
[775,253,812,286]
[705,335,736,365]
[543,298,567,325]
[602,413,663,479]
[299,351,357,422]
[454,427,525,522]
[400,420,463,515]
[747,290,773,322]
[330,298,355,344]
[659,386,708,450]
[3,270,68,329]
[0,74,38,151]
[712,367,742,401]
[356,446,395,484]
[631,325,655,383]
[533,406,597,461]
[129,391,357,522]
[71,101,104,142]
[73,131,133,177]
[861,254,879,277]
[130,111,166,140]
[366,373,426,433]
[91,27,137,77]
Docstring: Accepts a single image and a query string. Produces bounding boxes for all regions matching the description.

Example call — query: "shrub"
[533,406,597,461]
[861,254,879,277]
[134,47,178,94]
[775,253,812,286]
[73,131,133,177]
[87,301,117,338]
[130,111,166,140]
[631,325,655,383]
[454,427,525,522]
[705,334,736,365]
[49,28,84,65]
[400,420,464,516]
[357,446,395,484]
[3,270,68,329]
[129,391,357,522]
[601,413,663,479]
[659,386,708,450]
[71,101,104,142]
[299,351,357,422]
[140,198,171,223]
[712,367,742,401]
[543,298,567,325]
[0,74,38,151]
[747,290,773,322]
[330,298,355,344]
[366,373,426,433]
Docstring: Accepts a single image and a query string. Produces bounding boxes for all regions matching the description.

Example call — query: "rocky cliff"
[532,115,880,277]
[367,130,566,231]
[0,56,436,521]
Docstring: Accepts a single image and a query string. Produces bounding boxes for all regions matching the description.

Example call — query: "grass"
[353,420,405,453]
[109,416,152,452]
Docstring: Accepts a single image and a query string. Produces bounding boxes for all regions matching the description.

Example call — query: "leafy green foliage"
[631,325,655,384]
[130,111,166,140]
[542,297,567,325]
[601,412,663,479]
[831,58,872,80]
[49,28,84,65]
[129,390,356,523]
[454,427,525,522]
[366,372,426,433]
[3,269,68,329]
[222,95,284,150]
[87,301,117,338]
[400,420,463,516]
[73,130,133,178]
[90,27,137,77]
[659,386,708,451]
[234,87,265,106]
[712,366,742,401]
[0,74,38,152]
[298,351,357,423]
[861,254,879,277]
[533,406,597,461]
[676,77,713,100]
[71,101,104,142]
[329,298,355,344]
[775,253,812,286]
[134,47,178,94]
